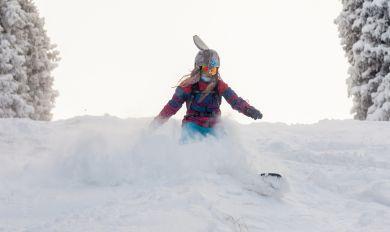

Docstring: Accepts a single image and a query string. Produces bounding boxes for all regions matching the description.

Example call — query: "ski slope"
[0,116,389,231]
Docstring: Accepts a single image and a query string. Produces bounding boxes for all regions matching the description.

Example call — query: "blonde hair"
[176,67,201,88]
[176,66,219,103]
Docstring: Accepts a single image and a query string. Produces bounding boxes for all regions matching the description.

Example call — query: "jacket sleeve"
[155,86,190,123]
[218,79,252,116]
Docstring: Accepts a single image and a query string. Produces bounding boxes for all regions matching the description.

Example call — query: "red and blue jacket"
[157,78,253,128]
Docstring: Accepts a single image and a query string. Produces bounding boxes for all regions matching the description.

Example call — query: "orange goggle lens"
[201,66,217,74]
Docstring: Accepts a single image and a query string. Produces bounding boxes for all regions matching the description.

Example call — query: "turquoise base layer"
[180,122,216,143]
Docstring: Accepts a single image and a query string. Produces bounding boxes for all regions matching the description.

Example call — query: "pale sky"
[35,0,350,124]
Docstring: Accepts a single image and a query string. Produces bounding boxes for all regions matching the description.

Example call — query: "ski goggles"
[201,66,218,75]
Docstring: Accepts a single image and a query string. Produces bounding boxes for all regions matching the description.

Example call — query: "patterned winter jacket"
[156,78,253,128]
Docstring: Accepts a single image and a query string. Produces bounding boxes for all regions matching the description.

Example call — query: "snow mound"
[1,116,390,231]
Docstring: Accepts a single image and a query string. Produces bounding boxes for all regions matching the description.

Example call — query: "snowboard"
[246,172,287,197]
[260,172,282,179]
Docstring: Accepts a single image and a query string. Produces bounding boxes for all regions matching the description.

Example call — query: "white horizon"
[35,0,351,124]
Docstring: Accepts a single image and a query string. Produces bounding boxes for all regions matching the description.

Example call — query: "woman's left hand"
[246,107,263,120]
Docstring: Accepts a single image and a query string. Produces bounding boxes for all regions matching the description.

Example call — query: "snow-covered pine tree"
[0,0,59,120]
[0,37,33,118]
[336,0,390,120]
[0,0,32,118]
[19,0,59,120]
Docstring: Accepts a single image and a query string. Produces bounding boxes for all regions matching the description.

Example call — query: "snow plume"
[51,122,252,188]
[1,116,260,189]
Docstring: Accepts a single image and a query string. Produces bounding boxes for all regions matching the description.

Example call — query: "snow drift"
[0,116,390,231]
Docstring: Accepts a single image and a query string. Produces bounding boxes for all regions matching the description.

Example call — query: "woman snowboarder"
[152,35,263,139]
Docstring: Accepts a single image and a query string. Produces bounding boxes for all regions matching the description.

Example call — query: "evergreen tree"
[0,0,59,120]
[0,0,32,118]
[336,0,390,120]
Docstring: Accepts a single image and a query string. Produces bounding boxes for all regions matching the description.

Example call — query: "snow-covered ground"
[0,116,389,231]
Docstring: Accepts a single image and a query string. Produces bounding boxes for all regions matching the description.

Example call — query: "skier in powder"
[152,35,263,140]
